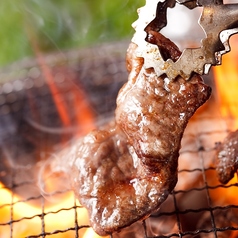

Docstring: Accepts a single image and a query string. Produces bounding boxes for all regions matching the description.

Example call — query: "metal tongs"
[132,0,238,80]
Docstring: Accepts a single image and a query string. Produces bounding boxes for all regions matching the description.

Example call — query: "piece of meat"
[215,130,238,184]
[116,31,211,173]
[146,30,181,61]
[66,125,177,235]
[51,32,211,236]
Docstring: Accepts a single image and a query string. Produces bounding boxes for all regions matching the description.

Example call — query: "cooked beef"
[216,130,238,184]
[51,32,211,236]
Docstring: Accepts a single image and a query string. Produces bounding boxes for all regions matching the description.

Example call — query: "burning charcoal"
[51,31,211,236]
[215,130,238,184]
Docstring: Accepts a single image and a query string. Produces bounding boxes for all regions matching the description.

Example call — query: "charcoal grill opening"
[0,42,238,238]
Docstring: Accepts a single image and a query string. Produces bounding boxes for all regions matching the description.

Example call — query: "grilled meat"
[216,130,238,184]
[52,31,211,235]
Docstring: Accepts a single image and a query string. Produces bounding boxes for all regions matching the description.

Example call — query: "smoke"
[37,148,73,203]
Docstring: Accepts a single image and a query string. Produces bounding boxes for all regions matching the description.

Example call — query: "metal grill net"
[1,155,238,237]
[0,42,238,238]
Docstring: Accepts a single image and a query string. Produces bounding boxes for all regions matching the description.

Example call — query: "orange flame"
[0,184,109,238]
[0,26,107,237]
[26,23,95,137]
[35,46,95,136]
[211,35,238,199]
[208,35,238,237]
[213,35,238,128]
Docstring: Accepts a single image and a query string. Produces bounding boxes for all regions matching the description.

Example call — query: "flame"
[213,35,238,128]
[35,51,95,135]
[0,182,109,238]
[212,35,238,198]
[0,70,107,236]
[0,28,107,237]
[26,24,95,137]
[212,34,238,200]
[207,35,238,237]
[83,228,108,238]
[205,170,238,205]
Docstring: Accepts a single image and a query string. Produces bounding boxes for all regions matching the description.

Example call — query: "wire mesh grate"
[0,42,238,238]
[1,136,238,237]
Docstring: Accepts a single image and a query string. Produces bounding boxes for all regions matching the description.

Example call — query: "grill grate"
[1,164,238,237]
[0,42,238,238]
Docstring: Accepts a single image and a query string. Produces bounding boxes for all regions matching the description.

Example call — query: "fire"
[0,182,110,237]
[34,44,95,137]
[26,24,96,138]
[213,35,238,128]
[205,34,238,237]
[0,32,107,237]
